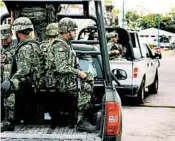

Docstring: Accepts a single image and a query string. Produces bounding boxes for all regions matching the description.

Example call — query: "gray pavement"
[122,54,175,141]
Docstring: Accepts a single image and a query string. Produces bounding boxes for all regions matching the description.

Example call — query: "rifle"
[9,39,18,78]
[75,56,81,92]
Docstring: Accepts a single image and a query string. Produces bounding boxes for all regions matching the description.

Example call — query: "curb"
[140,104,175,108]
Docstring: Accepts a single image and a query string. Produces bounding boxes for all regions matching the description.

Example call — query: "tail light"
[133,67,138,78]
[105,102,121,136]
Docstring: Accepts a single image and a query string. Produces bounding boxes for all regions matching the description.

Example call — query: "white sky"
[114,0,175,14]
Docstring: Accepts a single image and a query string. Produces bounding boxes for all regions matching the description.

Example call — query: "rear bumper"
[114,84,139,97]
[104,134,122,141]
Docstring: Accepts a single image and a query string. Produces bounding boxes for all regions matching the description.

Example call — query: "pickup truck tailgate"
[0,125,101,141]
[110,60,133,85]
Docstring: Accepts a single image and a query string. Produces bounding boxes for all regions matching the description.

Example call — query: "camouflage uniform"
[40,23,59,52]
[1,17,42,131]
[39,23,60,87]
[46,18,96,132]
[55,18,93,111]
[107,32,127,60]
[0,24,13,82]
[14,4,61,41]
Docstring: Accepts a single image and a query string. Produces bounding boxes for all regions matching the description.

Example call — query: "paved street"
[122,54,175,141]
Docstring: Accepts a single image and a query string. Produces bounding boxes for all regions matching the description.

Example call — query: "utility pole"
[157,14,160,47]
[122,0,125,27]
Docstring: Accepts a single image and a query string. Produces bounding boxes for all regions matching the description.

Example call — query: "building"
[139,27,175,48]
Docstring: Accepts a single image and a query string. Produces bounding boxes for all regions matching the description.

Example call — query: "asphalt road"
[122,54,175,141]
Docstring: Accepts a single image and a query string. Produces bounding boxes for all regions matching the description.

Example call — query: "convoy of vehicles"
[1,0,164,140]
[1,0,124,141]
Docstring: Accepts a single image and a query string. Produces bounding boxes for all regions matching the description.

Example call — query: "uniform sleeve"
[11,44,32,90]
[53,42,79,75]
[107,42,115,56]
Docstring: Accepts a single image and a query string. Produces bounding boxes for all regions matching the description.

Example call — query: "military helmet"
[0,24,12,40]
[58,17,78,34]
[108,32,119,39]
[12,17,33,32]
[46,23,60,36]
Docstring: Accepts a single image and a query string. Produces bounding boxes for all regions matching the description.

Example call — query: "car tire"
[148,71,159,94]
[136,79,145,104]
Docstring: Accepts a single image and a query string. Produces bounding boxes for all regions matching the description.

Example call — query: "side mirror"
[154,53,162,59]
[112,69,127,80]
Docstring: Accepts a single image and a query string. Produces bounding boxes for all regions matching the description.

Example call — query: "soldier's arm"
[53,42,79,75]
[10,44,32,90]
[108,43,118,56]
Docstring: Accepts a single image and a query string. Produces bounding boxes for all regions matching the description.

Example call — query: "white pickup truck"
[110,29,161,104]
[78,26,161,104]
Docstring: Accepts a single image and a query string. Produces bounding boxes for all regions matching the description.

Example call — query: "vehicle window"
[146,44,154,57]
[135,33,140,48]
[130,33,136,47]
[79,58,98,78]
[141,43,150,58]
[133,48,142,59]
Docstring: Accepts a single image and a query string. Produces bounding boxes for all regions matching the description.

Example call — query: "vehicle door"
[145,44,158,84]
[140,43,153,87]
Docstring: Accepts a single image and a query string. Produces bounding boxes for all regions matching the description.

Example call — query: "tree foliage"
[126,8,175,33]
[125,11,140,28]
[112,8,120,15]
[0,1,5,7]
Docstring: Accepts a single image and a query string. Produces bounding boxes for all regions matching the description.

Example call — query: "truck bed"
[0,125,101,141]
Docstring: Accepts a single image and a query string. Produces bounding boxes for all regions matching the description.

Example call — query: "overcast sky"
[114,0,175,14]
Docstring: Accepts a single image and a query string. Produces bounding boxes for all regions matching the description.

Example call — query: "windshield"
[79,59,97,77]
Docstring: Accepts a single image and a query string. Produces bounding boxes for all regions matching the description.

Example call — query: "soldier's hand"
[78,71,87,79]
[1,80,13,95]
[111,50,119,54]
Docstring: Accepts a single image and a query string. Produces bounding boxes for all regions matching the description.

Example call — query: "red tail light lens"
[133,67,138,78]
[105,102,121,135]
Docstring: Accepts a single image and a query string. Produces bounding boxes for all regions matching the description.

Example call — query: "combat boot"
[0,120,15,132]
[76,110,97,133]
[76,117,97,133]
[1,105,15,132]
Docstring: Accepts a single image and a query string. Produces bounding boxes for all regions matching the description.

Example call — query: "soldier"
[11,3,61,41]
[0,24,13,82]
[40,23,59,52]
[39,23,60,88]
[107,32,126,60]
[1,17,42,131]
[45,17,96,132]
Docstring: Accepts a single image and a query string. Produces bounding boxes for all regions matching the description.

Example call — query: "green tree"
[139,13,158,29]
[126,8,175,33]
[112,8,120,15]
[125,11,140,28]
[139,12,175,33]
[0,1,5,7]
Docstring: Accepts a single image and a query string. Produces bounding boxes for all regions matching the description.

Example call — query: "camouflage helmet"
[12,17,33,32]
[46,23,60,36]
[108,32,119,39]
[58,17,78,34]
[0,24,12,40]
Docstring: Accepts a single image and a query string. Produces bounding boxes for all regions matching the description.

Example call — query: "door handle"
[147,63,149,67]
[151,62,153,66]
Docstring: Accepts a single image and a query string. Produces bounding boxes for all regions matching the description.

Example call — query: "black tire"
[135,79,145,104]
[148,72,159,94]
